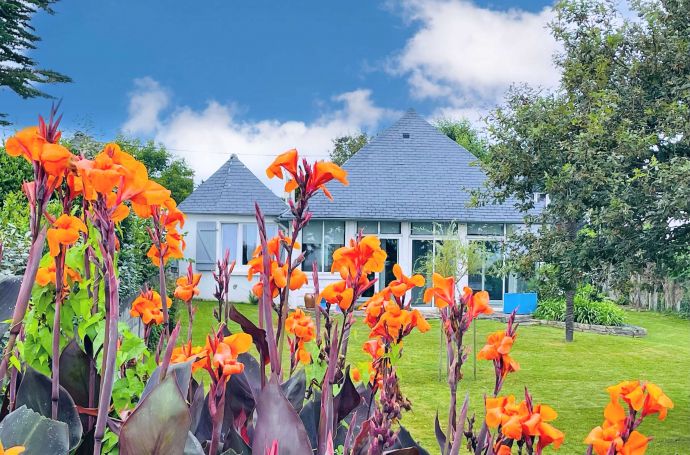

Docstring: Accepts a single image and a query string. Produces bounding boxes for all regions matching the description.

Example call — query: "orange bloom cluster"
[369,300,431,341]
[486,395,564,453]
[129,289,172,326]
[35,261,82,288]
[266,148,349,199]
[362,338,385,385]
[170,342,207,373]
[6,126,73,178]
[247,236,307,298]
[477,330,520,378]
[174,272,202,302]
[146,198,186,266]
[584,381,674,455]
[203,333,252,382]
[46,214,87,257]
[388,264,425,297]
[285,308,316,364]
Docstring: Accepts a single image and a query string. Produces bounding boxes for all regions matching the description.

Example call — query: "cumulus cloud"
[121,80,397,193]
[121,77,170,135]
[392,0,560,115]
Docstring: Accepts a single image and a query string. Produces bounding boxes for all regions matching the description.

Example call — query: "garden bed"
[484,312,647,337]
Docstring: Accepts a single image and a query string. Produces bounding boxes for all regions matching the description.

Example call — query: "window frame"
[302,220,346,272]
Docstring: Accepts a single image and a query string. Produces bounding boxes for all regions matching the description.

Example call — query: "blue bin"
[503,293,538,315]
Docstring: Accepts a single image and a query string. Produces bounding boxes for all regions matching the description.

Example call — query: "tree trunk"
[565,287,575,342]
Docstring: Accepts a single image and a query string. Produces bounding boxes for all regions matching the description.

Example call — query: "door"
[410,239,433,306]
[361,238,399,299]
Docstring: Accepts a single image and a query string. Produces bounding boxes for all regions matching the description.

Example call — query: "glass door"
[411,239,433,305]
[468,240,504,302]
[379,238,398,288]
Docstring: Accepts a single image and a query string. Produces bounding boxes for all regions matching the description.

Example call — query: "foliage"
[329,133,369,165]
[0,1,72,125]
[0,149,33,201]
[0,191,31,275]
[534,285,626,326]
[434,118,489,162]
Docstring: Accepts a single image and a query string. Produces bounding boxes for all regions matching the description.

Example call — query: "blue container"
[503,293,538,314]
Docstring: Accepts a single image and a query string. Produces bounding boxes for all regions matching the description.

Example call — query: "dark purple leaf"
[0,275,21,337]
[434,412,447,453]
[334,366,362,423]
[119,375,191,455]
[16,367,83,450]
[390,425,430,455]
[141,359,194,401]
[281,368,306,413]
[0,405,70,454]
[59,339,100,411]
[252,375,313,455]
[298,393,321,449]
[228,297,269,363]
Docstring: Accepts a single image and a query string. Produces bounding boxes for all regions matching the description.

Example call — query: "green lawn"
[179,302,690,454]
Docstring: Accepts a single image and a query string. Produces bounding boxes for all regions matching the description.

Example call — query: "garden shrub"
[534,286,626,326]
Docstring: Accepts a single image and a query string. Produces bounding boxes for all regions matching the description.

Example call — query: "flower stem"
[51,249,66,420]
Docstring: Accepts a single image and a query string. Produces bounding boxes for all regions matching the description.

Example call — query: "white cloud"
[121,80,397,193]
[121,77,170,135]
[392,0,560,113]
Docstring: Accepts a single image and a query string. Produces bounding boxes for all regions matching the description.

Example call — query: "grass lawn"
[179,301,690,454]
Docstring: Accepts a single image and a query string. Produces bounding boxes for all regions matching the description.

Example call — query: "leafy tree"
[0,0,71,125]
[0,148,33,201]
[482,0,690,340]
[116,137,195,203]
[435,118,489,162]
[329,133,368,165]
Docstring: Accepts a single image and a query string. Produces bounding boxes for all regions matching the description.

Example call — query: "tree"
[116,137,195,203]
[434,118,489,162]
[0,0,71,125]
[329,133,368,165]
[481,0,690,340]
[0,148,33,201]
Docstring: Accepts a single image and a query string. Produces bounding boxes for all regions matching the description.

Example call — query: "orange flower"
[285,308,316,364]
[129,289,172,326]
[0,441,25,455]
[320,280,354,311]
[266,148,299,191]
[147,227,186,266]
[174,272,202,302]
[306,161,349,200]
[35,261,82,288]
[478,330,520,377]
[331,235,386,279]
[388,264,425,297]
[351,367,361,382]
[466,287,493,320]
[584,427,649,455]
[423,273,455,308]
[170,342,207,373]
[361,292,387,328]
[5,126,44,161]
[272,262,309,291]
[205,333,252,382]
[47,214,87,257]
[370,300,430,340]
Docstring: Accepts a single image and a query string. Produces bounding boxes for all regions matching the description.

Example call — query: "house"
[179,110,531,308]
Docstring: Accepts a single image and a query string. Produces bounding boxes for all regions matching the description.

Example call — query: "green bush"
[534,286,626,326]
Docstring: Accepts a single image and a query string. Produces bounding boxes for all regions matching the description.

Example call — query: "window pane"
[357,221,378,234]
[302,221,323,272]
[379,221,401,234]
[266,223,278,239]
[467,223,504,236]
[221,223,238,262]
[411,239,433,305]
[242,224,258,265]
[411,222,433,235]
[323,221,345,271]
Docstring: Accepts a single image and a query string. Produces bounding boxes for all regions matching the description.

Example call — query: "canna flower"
[6,126,73,177]
[170,342,207,373]
[320,280,354,311]
[285,308,316,364]
[606,380,674,420]
[331,235,386,279]
[370,300,430,341]
[266,148,299,191]
[147,227,186,266]
[306,161,349,200]
[266,148,348,198]
[584,427,649,455]
[272,262,309,291]
[129,289,172,326]
[205,333,252,382]
[0,441,25,455]
[46,214,87,257]
[361,292,387,328]
[35,261,82,288]
[465,286,493,320]
[423,273,455,308]
[174,272,202,302]
[388,264,425,297]
[478,330,520,377]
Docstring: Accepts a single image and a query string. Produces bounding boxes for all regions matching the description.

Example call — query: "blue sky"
[1,0,561,189]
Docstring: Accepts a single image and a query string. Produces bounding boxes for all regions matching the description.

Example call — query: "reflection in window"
[357,221,378,234]
[411,222,434,235]
[221,223,238,261]
[379,221,401,234]
[242,224,258,265]
[302,220,345,272]
[467,223,505,236]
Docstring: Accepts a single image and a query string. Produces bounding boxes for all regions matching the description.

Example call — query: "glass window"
[411,222,433,235]
[302,220,345,272]
[221,223,238,262]
[379,221,401,234]
[323,221,345,271]
[357,221,377,234]
[467,223,504,236]
[302,222,323,272]
[266,223,278,239]
[242,224,258,265]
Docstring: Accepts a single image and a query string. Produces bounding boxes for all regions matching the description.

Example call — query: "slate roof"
[179,154,287,216]
[306,109,533,222]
